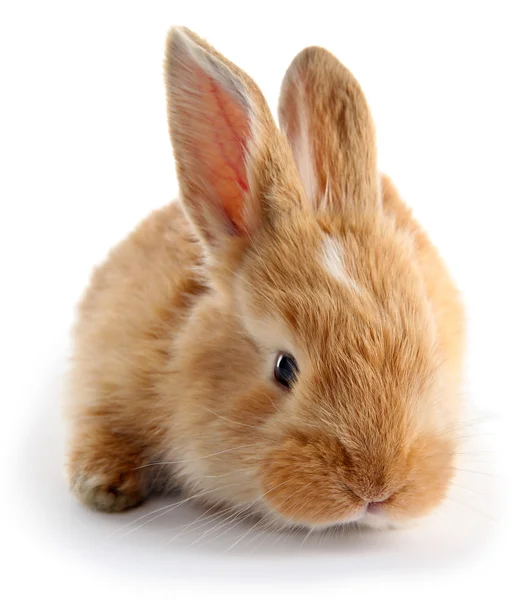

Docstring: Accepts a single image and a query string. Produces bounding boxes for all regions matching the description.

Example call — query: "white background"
[1,1,531,598]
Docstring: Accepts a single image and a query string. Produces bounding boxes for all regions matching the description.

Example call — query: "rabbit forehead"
[237,220,437,394]
[240,217,426,342]
[235,216,438,430]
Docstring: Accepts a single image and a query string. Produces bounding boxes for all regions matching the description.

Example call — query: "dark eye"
[274,352,299,389]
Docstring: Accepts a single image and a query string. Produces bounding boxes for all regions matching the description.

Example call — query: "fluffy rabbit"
[66,27,464,530]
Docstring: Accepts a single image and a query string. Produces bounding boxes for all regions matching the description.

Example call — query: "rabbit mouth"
[252,501,399,533]
[306,503,398,531]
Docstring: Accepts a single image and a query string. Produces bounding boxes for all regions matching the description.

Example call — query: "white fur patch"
[356,510,396,530]
[321,236,360,292]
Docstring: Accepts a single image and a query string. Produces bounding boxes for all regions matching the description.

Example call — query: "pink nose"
[367,500,386,514]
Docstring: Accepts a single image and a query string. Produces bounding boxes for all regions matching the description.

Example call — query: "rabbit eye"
[274,352,299,389]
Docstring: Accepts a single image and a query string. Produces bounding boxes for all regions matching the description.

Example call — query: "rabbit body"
[66,28,464,529]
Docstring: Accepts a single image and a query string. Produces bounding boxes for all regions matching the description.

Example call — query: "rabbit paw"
[70,469,149,512]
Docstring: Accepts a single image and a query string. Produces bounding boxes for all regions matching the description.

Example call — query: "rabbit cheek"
[381,435,456,522]
[259,439,357,526]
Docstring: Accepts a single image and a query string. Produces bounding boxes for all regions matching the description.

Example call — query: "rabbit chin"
[262,506,403,533]
[333,509,400,531]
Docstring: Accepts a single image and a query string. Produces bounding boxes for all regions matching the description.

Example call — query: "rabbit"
[65,26,465,530]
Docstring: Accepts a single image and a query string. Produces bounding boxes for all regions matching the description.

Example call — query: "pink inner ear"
[205,78,250,232]
[177,56,253,235]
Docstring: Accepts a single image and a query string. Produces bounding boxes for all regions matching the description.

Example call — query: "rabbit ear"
[165,27,301,250]
[279,47,380,216]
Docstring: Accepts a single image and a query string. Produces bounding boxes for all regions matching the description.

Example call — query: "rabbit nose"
[346,482,394,507]
[366,499,388,514]
[361,489,393,505]
[363,491,392,503]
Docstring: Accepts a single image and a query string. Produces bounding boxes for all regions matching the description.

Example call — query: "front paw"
[70,469,149,512]
[67,435,151,512]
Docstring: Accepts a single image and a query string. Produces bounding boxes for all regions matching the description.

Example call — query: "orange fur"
[66,28,464,529]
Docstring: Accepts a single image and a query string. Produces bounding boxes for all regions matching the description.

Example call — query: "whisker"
[115,502,184,539]
[165,503,221,534]
[417,414,496,443]
[454,431,497,442]
[225,513,271,551]
[132,443,262,470]
[111,482,243,539]
[301,523,315,546]
[192,405,263,430]
[165,504,243,545]
[272,523,300,547]
[444,494,496,522]
[249,521,289,553]
[454,467,497,478]
[107,500,184,539]
[164,497,234,533]
[200,467,250,478]
[420,450,494,463]
[191,477,300,550]
[189,504,253,548]
[271,526,291,546]
[247,526,275,553]
[450,480,492,497]
[226,481,312,551]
